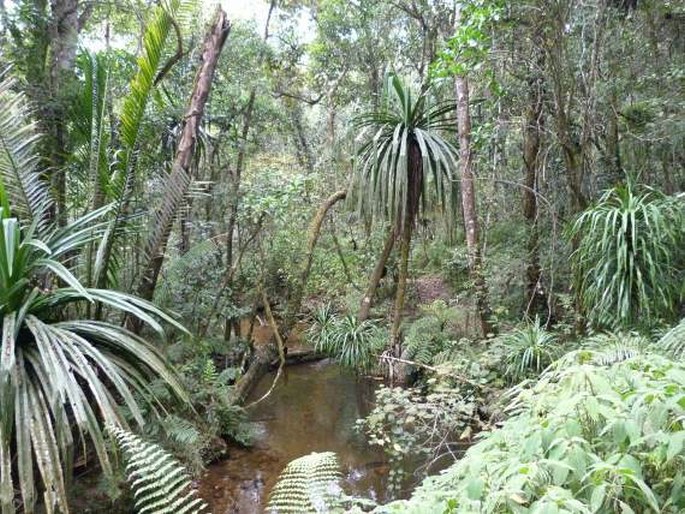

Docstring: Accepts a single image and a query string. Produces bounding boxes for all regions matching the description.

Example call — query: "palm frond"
[310,310,385,373]
[0,75,51,231]
[1,209,189,512]
[569,183,684,328]
[72,52,111,211]
[94,0,181,290]
[352,74,458,233]
[503,317,559,382]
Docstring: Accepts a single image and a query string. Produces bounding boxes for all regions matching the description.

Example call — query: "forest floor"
[412,275,451,304]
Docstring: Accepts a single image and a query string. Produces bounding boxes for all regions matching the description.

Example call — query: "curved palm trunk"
[358,229,395,322]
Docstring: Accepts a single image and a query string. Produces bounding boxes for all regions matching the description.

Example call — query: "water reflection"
[200,360,386,513]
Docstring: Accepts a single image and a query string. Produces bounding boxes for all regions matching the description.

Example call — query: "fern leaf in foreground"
[109,426,209,514]
[267,452,342,513]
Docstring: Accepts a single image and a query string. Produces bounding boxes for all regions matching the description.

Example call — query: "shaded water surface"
[200,360,387,513]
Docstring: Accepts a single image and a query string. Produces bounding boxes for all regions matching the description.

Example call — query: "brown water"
[200,360,387,513]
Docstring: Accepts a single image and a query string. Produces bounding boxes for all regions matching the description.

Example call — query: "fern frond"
[659,318,685,358]
[584,330,645,365]
[109,425,209,514]
[267,452,342,514]
[0,74,51,228]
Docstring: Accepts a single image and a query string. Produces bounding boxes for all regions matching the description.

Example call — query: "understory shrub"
[570,183,684,329]
[309,304,386,372]
[380,347,685,513]
[357,383,477,498]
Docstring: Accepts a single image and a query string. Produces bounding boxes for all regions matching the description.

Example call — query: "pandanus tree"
[569,183,684,329]
[0,77,187,513]
[353,74,459,348]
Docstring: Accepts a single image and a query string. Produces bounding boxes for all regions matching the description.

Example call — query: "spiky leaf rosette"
[569,183,684,329]
[267,452,343,513]
[109,426,209,514]
[352,74,459,235]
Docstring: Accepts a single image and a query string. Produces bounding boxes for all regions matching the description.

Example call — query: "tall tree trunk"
[290,103,315,174]
[136,8,230,304]
[455,72,493,336]
[46,0,91,225]
[358,229,395,322]
[390,221,412,349]
[522,37,546,317]
[222,90,255,341]
[390,141,422,349]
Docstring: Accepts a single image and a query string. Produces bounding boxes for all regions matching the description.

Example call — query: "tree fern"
[109,426,209,514]
[267,452,343,514]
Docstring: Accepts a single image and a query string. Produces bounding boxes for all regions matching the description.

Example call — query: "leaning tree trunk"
[455,72,494,337]
[136,8,230,305]
[358,229,395,322]
[283,189,347,336]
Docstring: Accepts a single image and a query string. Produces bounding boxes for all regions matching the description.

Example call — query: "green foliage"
[147,338,254,471]
[433,0,504,77]
[404,300,464,366]
[569,183,684,329]
[109,426,209,514]
[352,74,459,232]
[309,305,386,373]
[0,76,187,513]
[502,317,560,382]
[0,75,50,228]
[358,384,476,498]
[382,348,685,513]
[93,0,183,289]
[658,317,685,359]
[267,451,343,514]
[156,240,249,335]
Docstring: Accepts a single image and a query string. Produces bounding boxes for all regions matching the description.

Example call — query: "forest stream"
[200,360,388,513]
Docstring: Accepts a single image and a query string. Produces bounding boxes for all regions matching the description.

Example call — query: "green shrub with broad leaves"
[357,383,476,499]
[379,344,685,513]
